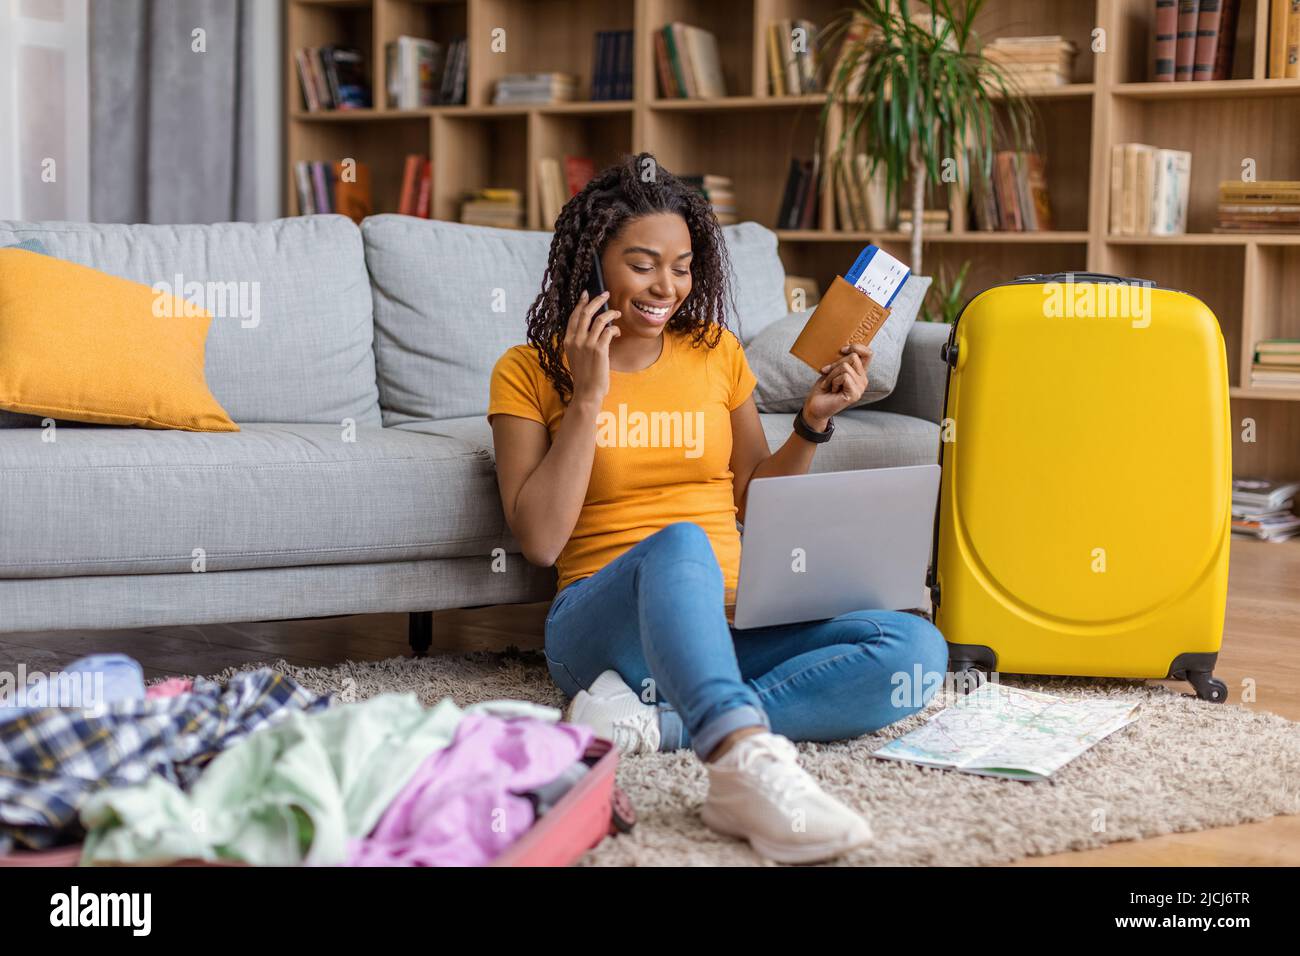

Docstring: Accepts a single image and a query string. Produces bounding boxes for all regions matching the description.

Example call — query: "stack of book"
[1252,339,1300,388]
[1216,180,1300,233]
[765,18,820,95]
[293,161,372,222]
[1232,477,1300,541]
[460,189,524,229]
[900,209,951,234]
[680,174,736,224]
[833,153,890,231]
[493,73,577,105]
[294,46,372,111]
[1108,144,1192,236]
[537,156,596,228]
[777,158,820,230]
[1153,0,1241,82]
[592,30,634,100]
[983,35,1078,89]
[971,151,1054,231]
[398,155,432,218]
[653,23,728,98]
[385,35,469,108]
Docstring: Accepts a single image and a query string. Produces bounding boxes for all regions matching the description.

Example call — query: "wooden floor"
[2,537,1297,865]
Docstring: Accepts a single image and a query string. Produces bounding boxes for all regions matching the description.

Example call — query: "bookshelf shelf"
[1231,387,1300,401]
[1105,233,1300,245]
[777,230,1091,244]
[285,0,1300,479]
[1113,79,1300,100]
[992,83,1096,100]
[649,94,828,111]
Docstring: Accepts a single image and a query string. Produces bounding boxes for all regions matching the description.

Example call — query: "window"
[0,0,90,220]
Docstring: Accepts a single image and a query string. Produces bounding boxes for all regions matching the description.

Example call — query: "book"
[1192,0,1225,80]
[1233,477,1300,510]
[564,156,595,197]
[415,160,432,218]
[295,49,321,111]
[332,160,371,223]
[653,28,678,97]
[294,161,314,214]
[1210,0,1241,80]
[1154,0,1178,80]
[1150,149,1192,234]
[1175,0,1202,81]
[320,46,371,109]
[671,23,695,97]
[538,158,564,227]
[1288,0,1300,78]
[398,154,423,216]
[493,73,577,104]
[872,682,1142,782]
[1271,0,1292,76]
[386,36,444,108]
[686,25,727,98]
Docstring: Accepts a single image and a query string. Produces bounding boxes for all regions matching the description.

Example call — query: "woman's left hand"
[802,343,871,428]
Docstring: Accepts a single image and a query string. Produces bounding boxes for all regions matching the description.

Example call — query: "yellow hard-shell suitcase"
[930,273,1231,702]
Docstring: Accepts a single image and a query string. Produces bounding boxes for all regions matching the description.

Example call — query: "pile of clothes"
[0,654,595,866]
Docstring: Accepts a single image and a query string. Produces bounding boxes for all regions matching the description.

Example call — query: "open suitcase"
[929,272,1231,702]
[0,736,633,867]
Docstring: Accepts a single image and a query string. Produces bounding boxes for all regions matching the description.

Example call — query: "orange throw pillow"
[0,248,238,431]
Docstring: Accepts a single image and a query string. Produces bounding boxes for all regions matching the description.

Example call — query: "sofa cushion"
[0,248,237,431]
[747,274,932,411]
[362,216,788,424]
[398,409,938,473]
[0,424,510,578]
[0,216,381,426]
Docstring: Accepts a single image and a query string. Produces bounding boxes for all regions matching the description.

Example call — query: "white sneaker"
[565,670,662,756]
[699,731,873,864]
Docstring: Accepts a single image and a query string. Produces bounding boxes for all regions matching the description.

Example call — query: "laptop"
[728,464,941,630]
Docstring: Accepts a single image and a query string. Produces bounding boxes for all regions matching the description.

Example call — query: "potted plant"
[818,0,1037,272]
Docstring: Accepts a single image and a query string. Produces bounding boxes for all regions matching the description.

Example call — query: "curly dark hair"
[525,151,734,402]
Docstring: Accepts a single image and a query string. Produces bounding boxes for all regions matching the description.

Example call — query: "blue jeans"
[543,521,951,761]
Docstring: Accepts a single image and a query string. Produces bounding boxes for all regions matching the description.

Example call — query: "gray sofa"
[0,215,947,649]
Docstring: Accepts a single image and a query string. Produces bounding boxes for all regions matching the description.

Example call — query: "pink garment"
[347,713,594,867]
[145,677,194,700]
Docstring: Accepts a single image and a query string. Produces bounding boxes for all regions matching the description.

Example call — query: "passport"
[789,242,911,372]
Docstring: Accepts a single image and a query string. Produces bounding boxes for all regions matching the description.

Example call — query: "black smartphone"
[584,251,608,316]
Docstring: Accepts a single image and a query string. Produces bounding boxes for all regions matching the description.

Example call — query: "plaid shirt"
[0,668,330,852]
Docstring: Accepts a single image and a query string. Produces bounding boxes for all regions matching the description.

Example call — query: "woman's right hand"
[564,290,621,405]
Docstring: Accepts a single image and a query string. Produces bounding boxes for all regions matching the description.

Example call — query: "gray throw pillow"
[747,273,931,411]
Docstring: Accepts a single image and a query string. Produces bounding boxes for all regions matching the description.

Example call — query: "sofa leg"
[408,611,433,658]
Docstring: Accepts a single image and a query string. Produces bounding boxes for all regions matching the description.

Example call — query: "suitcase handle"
[1009,271,1150,285]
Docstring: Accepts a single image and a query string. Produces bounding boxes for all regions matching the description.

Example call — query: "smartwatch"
[793,409,834,443]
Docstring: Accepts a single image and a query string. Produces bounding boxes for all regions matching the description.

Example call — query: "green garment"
[79,693,560,866]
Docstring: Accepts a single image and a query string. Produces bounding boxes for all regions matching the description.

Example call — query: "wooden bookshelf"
[285,0,1300,480]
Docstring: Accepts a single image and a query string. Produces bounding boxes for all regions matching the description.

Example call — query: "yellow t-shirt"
[487,327,758,593]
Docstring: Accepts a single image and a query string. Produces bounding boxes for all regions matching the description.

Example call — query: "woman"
[488,153,948,864]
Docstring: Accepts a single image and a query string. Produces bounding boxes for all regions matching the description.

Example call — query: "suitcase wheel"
[948,663,989,696]
[1185,671,1228,704]
[609,786,637,834]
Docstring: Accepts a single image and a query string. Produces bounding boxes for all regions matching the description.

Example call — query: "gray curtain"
[89,0,257,223]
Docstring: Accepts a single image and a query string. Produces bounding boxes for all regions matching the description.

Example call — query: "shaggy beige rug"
[206,651,1300,867]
